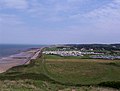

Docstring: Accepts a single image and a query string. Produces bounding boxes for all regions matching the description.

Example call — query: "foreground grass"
[44,54,120,89]
[0,55,119,91]
[46,59,120,85]
[0,58,68,91]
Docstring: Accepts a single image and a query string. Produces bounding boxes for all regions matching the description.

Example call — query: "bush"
[98,81,120,89]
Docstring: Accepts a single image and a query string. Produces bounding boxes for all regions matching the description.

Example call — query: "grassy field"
[46,59,120,85]
[45,54,90,59]
[44,54,120,89]
[0,54,119,91]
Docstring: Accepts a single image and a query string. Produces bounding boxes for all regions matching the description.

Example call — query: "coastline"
[0,48,43,73]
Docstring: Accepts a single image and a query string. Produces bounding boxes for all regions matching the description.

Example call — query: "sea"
[0,44,45,58]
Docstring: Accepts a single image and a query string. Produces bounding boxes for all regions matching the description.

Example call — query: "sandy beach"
[0,48,42,73]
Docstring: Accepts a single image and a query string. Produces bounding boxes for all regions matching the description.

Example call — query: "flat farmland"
[45,58,120,85]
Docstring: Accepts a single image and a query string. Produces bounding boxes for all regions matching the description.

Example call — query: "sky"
[0,0,120,44]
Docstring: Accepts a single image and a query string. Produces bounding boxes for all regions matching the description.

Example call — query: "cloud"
[0,0,28,9]
[0,14,24,27]
[84,0,120,19]
[27,0,88,21]
[87,1,119,20]
[68,0,120,31]
[0,0,120,44]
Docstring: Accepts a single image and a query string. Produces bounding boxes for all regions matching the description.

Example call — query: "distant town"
[43,44,120,60]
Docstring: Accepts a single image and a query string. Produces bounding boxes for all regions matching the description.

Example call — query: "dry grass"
[46,59,120,85]
[46,59,120,63]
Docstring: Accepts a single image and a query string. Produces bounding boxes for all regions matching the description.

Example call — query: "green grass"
[46,60,120,85]
[0,54,120,90]
[0,58,67,91]
[44,54,90,59]
[45,54,64,59]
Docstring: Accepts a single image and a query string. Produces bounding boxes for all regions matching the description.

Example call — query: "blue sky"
[0,0,120,44]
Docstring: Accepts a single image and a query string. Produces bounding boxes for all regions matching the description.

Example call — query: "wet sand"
[0,48,42,73]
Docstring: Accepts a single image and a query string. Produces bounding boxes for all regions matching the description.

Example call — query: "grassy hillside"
[46,59,120,85]
[0,54,119,91]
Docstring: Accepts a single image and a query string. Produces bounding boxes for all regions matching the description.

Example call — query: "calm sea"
[0,44,45,57]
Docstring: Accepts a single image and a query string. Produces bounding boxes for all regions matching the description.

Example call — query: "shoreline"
[0,48,43,73]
